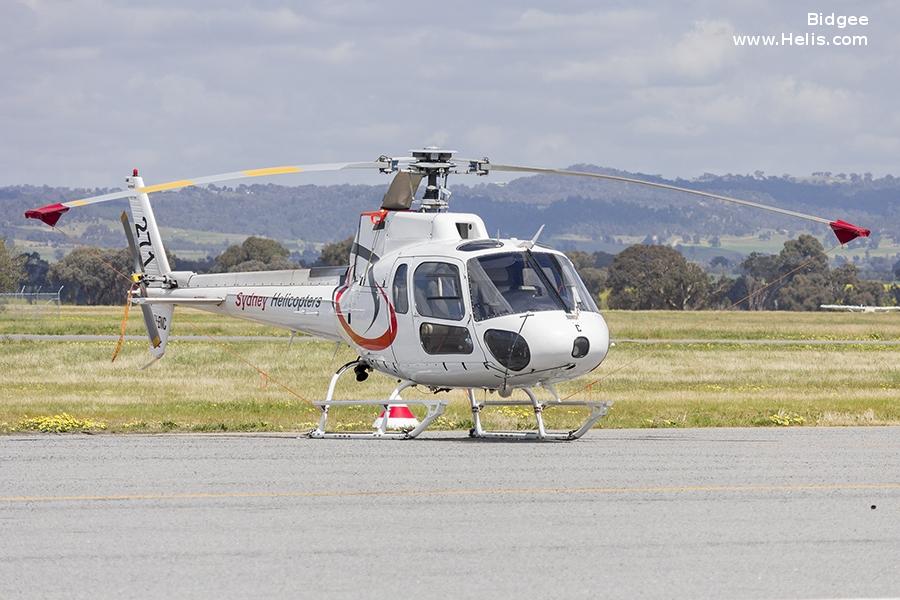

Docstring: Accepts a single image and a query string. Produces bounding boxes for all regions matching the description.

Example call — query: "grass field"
[1,306,898,434]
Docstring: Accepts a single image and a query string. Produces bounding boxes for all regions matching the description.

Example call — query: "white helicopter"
[26,148,870,440]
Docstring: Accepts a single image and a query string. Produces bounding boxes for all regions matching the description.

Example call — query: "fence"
[0,286,64,317]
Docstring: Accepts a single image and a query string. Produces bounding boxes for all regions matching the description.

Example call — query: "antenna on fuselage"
[518,224,545,250]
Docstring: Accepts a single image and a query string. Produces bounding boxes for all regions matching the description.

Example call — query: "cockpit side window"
[392,263,409,314]
[413,262,465,321]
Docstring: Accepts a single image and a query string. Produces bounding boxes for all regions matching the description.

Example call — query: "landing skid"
[309,360,447,439]
[308,360,609,441]
[467,388,610,441]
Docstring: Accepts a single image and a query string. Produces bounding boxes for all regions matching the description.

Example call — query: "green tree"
[830,264,885,306]
[607,245,710,310]
[591,251,615,268]
[0,239,23,292]
[845,280,886,306]
[564,251,594,270]
[16,251,50,290]
[576,267,607,301]
[776,273,833,310]
[771,235,831,309]
[242,236,290,265]
[212,236,294,273]
[706,276,738,309]
[709,255,730,275]
[733,235,830,310]
[890,285,900,306]
[48,247,132,305]
[316,237,353,267]
[777,235,829,277]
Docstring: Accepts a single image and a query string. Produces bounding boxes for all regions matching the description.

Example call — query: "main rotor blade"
[484,163,871,244]
[25,160,387,226]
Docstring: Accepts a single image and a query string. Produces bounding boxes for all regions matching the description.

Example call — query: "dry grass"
[2,339,897,433]
[1,306,898,433]
[0,304,287,337]
[606,310,900,341]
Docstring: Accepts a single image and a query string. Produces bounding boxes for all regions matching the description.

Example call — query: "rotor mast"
[411,147,456,212]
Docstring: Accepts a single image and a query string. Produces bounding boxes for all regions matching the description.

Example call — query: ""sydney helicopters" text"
[234,291,323,311]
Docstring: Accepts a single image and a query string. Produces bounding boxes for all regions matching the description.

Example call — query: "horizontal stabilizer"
[132,297,225,305]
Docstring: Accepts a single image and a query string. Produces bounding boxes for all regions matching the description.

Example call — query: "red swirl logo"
[334,284,398,351]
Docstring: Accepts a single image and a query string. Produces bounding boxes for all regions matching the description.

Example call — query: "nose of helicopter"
[479,311,610,378]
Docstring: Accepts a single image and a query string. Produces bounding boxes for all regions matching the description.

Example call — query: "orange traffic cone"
[373,405,419,430]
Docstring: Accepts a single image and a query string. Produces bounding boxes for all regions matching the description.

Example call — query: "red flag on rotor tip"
[829,220,871,244]
[24,203,69,227]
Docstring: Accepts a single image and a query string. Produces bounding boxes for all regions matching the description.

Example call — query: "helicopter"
[25,147,870,440]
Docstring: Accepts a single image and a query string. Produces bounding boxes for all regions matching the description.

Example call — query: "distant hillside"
[2,167,897,265]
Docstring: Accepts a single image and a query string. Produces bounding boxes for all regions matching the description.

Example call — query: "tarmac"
[1,427,898,599]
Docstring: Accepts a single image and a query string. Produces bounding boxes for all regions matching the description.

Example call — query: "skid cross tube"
[467,388,610,441]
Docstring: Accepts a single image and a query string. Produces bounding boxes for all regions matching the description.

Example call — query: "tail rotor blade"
[120,211,144,275]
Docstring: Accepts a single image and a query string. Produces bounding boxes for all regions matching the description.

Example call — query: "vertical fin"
[119,179,174,360]
[145,303,173,359]
[126,172,171,277]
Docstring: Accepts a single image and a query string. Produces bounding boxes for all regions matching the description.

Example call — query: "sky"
[2,0,898,187]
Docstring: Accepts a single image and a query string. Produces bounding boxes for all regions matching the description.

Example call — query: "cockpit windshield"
[467,251,599,321]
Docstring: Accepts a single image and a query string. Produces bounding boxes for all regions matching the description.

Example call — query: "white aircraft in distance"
[25,148,871,440]
[820,305,900,313]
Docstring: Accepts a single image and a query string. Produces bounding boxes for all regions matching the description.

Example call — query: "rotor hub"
[410,147,457,211]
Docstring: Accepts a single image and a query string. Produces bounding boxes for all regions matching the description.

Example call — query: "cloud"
[768,77,859,128]
[632,115,706,137]
[508,7,654,32]
[0,0,898,186]
[545,55,656,87]
[543,18,739,85]
[670,20,738,79]
[850,133,900,155]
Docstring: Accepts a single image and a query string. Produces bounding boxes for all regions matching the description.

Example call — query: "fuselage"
[149,210,610,391]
